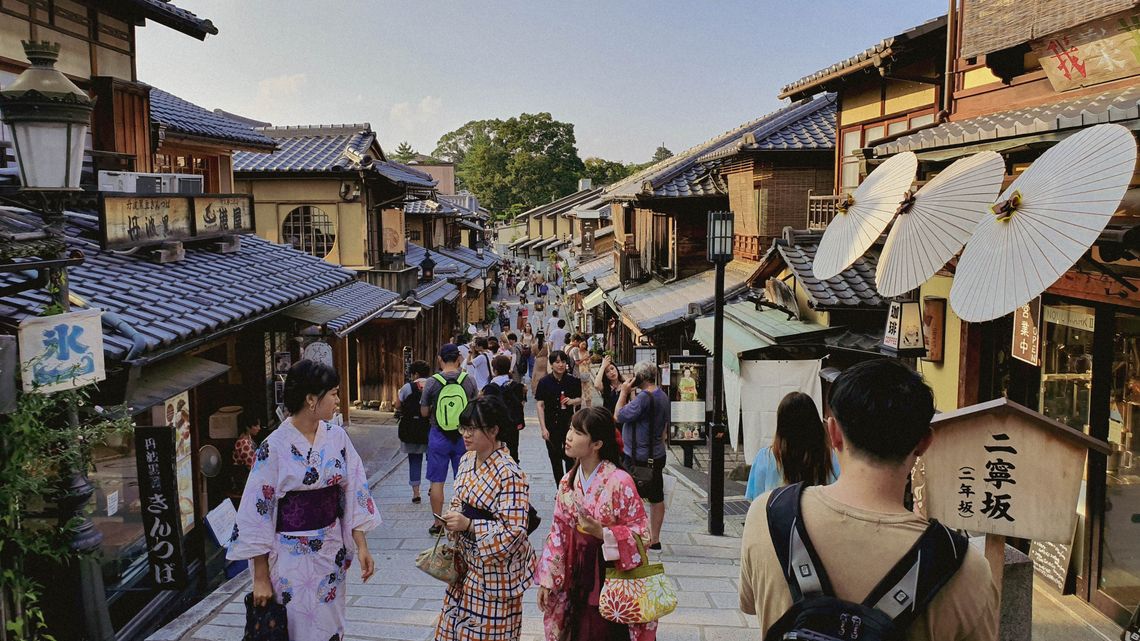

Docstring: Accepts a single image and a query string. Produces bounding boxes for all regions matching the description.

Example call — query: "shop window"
[840,129,862,191]
[1100,311,1140,605]
[909,113,935,129]
[281,206,336,259]
[1039,304,1096,433]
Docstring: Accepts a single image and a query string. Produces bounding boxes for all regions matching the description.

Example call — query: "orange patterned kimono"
[536,460,655,641]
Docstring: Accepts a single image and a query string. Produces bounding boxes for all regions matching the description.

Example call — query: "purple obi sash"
[276,485,342,532]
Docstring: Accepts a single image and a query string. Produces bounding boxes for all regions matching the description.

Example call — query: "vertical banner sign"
[1011,297,1041,366]
[921,297,946,363]
[669,356,706,442]
[134,426,188,589]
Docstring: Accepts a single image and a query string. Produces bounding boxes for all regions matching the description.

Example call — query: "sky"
[136,0,947,164]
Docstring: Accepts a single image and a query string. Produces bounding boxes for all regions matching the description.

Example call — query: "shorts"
[427,426,466,483]
[623,454,667,504]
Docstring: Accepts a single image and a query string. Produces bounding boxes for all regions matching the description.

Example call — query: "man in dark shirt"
[534,350,583,486]
[615,360,670,549]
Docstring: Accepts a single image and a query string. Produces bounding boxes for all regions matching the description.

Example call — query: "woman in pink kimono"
[228,360,382,641]
[536,407,655,641]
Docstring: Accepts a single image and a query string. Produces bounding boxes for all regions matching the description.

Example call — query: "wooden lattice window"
[282,206,336,258]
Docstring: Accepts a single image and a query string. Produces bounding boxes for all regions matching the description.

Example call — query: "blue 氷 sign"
[18,309,105,393]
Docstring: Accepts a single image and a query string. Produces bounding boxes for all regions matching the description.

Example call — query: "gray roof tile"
[775,242,886,310]
[150,88,276,150]
[699,94,837,162]
[298,280,399,337]
[120,0,217,39]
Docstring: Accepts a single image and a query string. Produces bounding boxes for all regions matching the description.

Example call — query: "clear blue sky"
[137,0,947,164]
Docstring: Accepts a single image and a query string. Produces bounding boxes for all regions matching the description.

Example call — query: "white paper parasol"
[876,151,1006,298]
[950,124,1137,322]
[813,151,917,281]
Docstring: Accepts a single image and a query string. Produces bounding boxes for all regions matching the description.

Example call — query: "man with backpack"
[482,354,526,463]
[420,343,479,535]
[506,332,528,382]
[739,359,998,641]
[397,360,432,504]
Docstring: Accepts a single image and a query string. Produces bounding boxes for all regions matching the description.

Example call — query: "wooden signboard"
[923,398,1109,543]
[134,425,188,589]
[1011,297,1042,366]
[100,193,255,250]
[1029,534,1076,594]
[1033,8,1140,93]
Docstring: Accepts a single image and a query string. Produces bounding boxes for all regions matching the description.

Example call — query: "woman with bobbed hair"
[744,391,839,500]
[228,359,382,641]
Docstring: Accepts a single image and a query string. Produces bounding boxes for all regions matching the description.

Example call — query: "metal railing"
[807,191,844,231]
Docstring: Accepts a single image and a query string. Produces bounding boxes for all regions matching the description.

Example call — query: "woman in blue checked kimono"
[436,395,537,641]
[228,360,382,641]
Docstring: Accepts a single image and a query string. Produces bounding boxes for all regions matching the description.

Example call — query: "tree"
[582,157,636,186]
[651,145,673,163]
[391,141,416,162]
[435,113,585,218]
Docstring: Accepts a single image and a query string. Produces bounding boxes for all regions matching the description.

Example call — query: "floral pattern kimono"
[536,460,655,641]
[228,418,381,641]
[436,445,537,641]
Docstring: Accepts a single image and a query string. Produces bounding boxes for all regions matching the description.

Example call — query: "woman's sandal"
[412,495,421,504]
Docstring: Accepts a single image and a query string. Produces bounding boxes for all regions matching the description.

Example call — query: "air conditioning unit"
[98,170,163,194]
[98,171,204,194]
[163,173,204,194]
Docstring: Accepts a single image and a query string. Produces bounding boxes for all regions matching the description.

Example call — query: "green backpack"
[432,372,469,431]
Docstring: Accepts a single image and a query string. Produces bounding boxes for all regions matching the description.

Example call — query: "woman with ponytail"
[535,407,656,641]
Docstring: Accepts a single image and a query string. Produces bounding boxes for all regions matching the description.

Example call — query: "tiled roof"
[405,243,479,280]
[120,0,217,39]
[570,254,615,283]
[607,96,839,200]
[779,16,946,99]
[698,94,837,162]
[875,84,1140,156]
[149,88,276,151]
[377,304,422,321]
[0,210,354,362]
[412,279,459,308]
[404,199,460,216]
[233,124,435,189]
[596,272,622,292]
[612,260,761,333]
[514,188,605,221]
[775,241,886,310]
[295,280,399,337]
[436,245,499,270]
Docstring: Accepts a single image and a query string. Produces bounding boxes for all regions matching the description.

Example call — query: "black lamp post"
[706,210,733,536]
[1,41,111,640]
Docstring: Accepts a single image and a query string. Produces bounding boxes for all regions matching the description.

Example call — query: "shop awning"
[613,259,761,333]
[282,281,400,337]
[582,287,606,310]
[508,236,530,249]
[692,302,838,372]
[126,355,230,413]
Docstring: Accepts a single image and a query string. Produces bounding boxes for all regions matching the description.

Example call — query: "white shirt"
[545,316,560,337]
[549,328,568,351]
[466,351,493,390]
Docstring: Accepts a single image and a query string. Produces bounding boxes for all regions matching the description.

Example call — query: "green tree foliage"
[650,145,674,163]
[391,141,416,163]
[581,157,636,186]
[434,113,585,219]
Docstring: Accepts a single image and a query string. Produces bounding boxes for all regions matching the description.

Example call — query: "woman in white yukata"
[228,359,382,641]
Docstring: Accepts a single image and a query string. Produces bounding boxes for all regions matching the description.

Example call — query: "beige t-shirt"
[739,486,999,641]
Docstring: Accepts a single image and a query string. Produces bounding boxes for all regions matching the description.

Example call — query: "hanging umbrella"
[876,151,1006,298]
[950,124,1137,323]
[813,152,918,281]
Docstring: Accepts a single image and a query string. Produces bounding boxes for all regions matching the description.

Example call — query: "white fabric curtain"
[724,365,743,451]
[739,360,823,464]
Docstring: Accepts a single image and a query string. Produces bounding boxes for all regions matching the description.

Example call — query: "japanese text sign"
[1032,9,1140,92]
[100,193,255,250]
[18,309,105,393]
[922,398,1109,543]
[134,426,188,589]
[1011,297,1041,366]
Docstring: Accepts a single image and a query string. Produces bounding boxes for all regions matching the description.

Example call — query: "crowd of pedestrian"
[224,261,1002,641]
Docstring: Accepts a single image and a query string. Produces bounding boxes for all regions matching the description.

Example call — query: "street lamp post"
[705,210,733,536]
[1,40,111,640]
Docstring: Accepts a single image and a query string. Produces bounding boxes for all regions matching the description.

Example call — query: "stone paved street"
[155,397,755,641]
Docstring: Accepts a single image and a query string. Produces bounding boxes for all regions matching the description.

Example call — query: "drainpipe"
[102,311,147,361]
[943,0,958,116]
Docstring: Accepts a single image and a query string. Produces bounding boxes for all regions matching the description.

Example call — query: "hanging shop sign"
[1011,297,1042,366]
[921,297,946,363]
[1032,8,1140,93]
[921,398,1110,543]
[669,356,706,443]
[18,309,105,393]
[881,300,926,357]
[303,340,334,368]
[152,392,195,534]
[99,193,255,250]
[134,425,189,589]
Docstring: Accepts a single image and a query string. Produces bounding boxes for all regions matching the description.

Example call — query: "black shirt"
[535,372,582,432]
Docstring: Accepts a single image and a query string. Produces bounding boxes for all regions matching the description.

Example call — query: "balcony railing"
[807,191,843,231]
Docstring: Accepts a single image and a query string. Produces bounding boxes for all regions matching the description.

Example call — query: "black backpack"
[482,380,526,428]
[764,483,968,641]
[397,383,430,445]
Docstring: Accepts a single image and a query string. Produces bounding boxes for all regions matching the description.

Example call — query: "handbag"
[415,527,461,584]
[243,592,288,641]
[598,535,677,625]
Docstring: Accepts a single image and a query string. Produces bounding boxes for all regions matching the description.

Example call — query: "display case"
[1039,305,1097,434]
